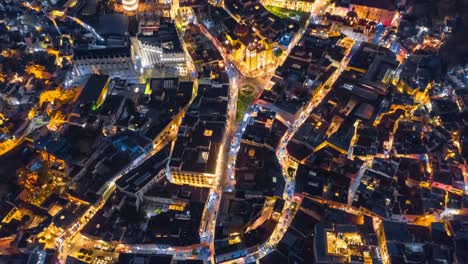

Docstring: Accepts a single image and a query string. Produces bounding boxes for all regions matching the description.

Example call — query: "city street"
[61,234,117,264]
[45,0,351,263]
[198,21,242,263]
[6,2,366,264]
[55,126,180,262]
[0,1,465,264]
[240,36,360,263]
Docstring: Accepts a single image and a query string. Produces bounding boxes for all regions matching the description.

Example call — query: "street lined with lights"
[1,1,466,264]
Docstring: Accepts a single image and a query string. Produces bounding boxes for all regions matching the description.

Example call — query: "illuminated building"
[169,132,220,187]
[228,232,242,245]
[244,43,273,73]
[132,19,188,76]
[169,81,229,188]
[0,202,21,228]
[169,169,217,187]
[311,207,384,264]
[73,46,138,81]
[133,40,186,70]
[39,87,80,108]
[260,0,314,12]
[117,0,182,16]
[122,0,139,12]
[327,0,397,25]
[133,40,187,75]
[225,24,276,76]
[170,0,179,19]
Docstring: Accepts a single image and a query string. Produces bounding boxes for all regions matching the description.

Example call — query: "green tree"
[274,49,283,57]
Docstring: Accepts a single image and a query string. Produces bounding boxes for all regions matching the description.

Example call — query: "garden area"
[236,84,257,122]
[264,5,309,21]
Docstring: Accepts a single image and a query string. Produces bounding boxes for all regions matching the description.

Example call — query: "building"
[328,0,398,25]
[116,145,170,199]
[207,5,299,77]
[73,46,138,82]
[95,14,130,48]
[72,74,110,115]
[225,24,276,75]
[169,119,225,187]
[169,80,229,188]
[260,0,315,12]
[70,131,153,202]
[132,19,187,76]
[313,209,381,264]
[0,202,21,229]
[137,40,185,66]
[122,0,139,12]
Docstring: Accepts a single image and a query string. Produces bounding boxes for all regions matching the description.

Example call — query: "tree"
[274,48,283,57]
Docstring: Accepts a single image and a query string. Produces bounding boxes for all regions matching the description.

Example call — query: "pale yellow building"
[261,0,315,12]
[224,24,276,76]
[170,171,217,187]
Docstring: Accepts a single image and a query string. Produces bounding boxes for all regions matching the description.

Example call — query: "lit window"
[204,129,213,136]
[202,151,209,161]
